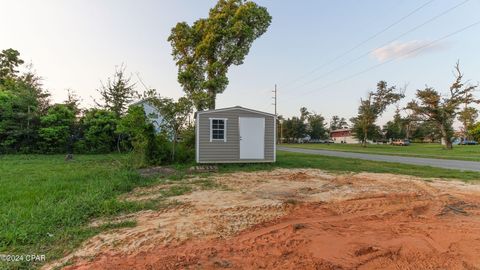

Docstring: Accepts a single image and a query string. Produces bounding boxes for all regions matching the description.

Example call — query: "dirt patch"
[287,171,311,181]
[118,183,180,202]
[44,169,480,270]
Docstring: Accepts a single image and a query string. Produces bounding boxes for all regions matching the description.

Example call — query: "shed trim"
[197,106,276,118]
[196,113,200,163]
[197,159,275,164]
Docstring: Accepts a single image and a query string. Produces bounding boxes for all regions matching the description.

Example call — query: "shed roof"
[196,106,276,117]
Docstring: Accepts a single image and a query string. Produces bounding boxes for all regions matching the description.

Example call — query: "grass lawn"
[0,154,188,270]
[1,152,479,269]
[281,143,480,162]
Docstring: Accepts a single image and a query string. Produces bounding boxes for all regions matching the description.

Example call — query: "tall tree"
[0,49,50,153]
[458,106,478,139]
[0,48,24,82]
[329,115,348,130]
[282,116,306,143]
[351,81,404,146]
[96,64,136,117]
[407,63,478,149]
[168,0,272,110]
[402,107,419,140]
[351,121,382,143]
[383,109,407,140]
[307,113,327,140]
[299,107,310,122]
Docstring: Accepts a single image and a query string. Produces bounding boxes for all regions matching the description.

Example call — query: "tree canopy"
[0,48,24,81]
[351,81,404,146]
[407,63,478,149]
[458,106,478,139]
[307,113,328,140]
[0,48,50,153]
[329,115,348,130]
[96,65,137,117]
[168,0,271,110]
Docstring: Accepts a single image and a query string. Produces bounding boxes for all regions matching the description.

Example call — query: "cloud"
[371,40,448,62]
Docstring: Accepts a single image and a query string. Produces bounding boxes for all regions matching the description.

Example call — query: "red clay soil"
[65,192,480,270]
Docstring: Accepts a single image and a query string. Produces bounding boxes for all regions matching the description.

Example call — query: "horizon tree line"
[1,0,479,155]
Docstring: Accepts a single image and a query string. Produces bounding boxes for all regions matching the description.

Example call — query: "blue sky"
[1,0,479,124]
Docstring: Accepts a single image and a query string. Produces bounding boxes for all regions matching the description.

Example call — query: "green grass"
[282,143,480,162]
[1,151,479,269]
[0,154,176,270]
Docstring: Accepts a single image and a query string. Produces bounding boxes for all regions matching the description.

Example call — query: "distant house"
[130,99,163,133]
[330,128,358,144]
[195,106,276,163]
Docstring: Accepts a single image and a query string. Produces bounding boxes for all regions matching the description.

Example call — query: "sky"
[1,0,480,125]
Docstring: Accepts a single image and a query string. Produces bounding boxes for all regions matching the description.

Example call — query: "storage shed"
[195,106,276,163]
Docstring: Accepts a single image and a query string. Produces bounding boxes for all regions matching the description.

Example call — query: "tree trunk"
[208,90,216,110]
[362,125,368,147]
[440,124,453,150]
[445,139,453,150]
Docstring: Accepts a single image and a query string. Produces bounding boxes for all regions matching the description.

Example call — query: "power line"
[285,0,471,94]
[281,0,436,88]
[297,19,480,97]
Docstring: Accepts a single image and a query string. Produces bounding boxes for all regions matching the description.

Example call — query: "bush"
[174,143,195,163]
[180,125,195,149]
[151,132,172,164]
[38,104,76,153]
[175,126,195,163]
[81,109,118,153]
[73,139,88,154]
[118,106,174,167]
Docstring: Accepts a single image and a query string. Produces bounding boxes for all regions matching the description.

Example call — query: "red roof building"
[330,129,358,144]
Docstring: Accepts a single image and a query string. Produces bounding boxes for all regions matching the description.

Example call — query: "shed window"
[210,118,227,142]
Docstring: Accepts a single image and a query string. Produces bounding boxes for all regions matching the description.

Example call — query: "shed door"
[239,117,265,159]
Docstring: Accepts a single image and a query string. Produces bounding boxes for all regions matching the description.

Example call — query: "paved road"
[278,146,480,172]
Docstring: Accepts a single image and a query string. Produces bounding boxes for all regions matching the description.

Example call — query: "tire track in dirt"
[67,195,480,269]
[44,169,480,270]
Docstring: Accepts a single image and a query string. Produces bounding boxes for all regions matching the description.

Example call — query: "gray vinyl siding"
[197,109,275,163]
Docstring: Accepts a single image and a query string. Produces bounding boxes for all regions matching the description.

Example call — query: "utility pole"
[272,85,281,144]
[272,84,277,115]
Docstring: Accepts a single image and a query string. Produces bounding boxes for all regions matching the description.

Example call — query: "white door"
[239,117,265,159]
